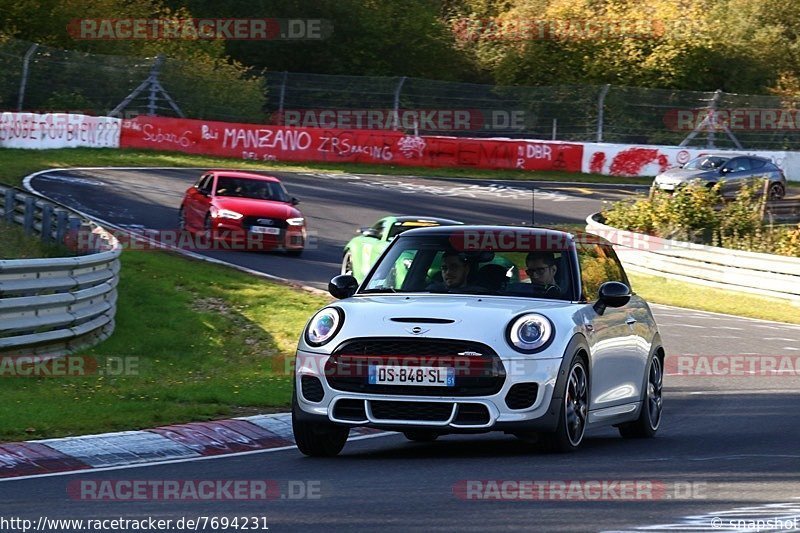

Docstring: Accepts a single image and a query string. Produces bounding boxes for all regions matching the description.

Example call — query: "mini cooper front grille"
[369,400,453,422]
[505,383,539,410]
[301,375,325,403]
[334,338,493,357]
[326,338,506,397]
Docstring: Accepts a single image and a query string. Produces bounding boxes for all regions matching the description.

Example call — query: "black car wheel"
[178,206,187,231]
[541,355,589,453]
[619,355,663,439]
[292,393,350,457]
[341,250,353,275]
[768,182,786,201]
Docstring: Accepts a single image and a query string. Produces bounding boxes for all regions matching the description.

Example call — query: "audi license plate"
[368,365,455,387]
[250,226,280,235]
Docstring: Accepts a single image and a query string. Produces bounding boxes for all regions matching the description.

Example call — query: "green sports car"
[342,216,463,283]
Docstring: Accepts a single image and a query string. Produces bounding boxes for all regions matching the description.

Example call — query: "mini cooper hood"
[213,197,299,218]
[656,168,718,182]
[331,294,578,338]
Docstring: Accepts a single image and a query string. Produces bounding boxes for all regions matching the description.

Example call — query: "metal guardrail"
[764,199,800,225]
[586,213,800,305]
[0,183,121,355]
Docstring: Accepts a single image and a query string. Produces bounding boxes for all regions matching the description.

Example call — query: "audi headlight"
[286,217,305,226]
[212,208,243,220]
[507,313,554,353]
[305,307,343,347]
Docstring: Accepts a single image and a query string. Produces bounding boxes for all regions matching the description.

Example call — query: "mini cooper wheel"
[341,250,353,275]
[542,356,589,453]
[619,356,663,439]
[403,430,439,442]
[292,395,349,457]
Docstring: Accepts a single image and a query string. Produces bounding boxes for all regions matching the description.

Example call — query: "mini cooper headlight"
[507,313,554,353]
[305,307,343,347]
[286,217,305,226]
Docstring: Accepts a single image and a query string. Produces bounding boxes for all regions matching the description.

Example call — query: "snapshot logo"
[0,356,138,377]
[666,355,800,377]
[67,18,333,41]
[451,18,699,42]
[67,479,322,501]
[453,480,707,501]
[665,108,800,132]
[274,109,527,131]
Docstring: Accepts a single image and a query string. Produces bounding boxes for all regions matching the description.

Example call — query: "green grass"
[0,251,330,442]
[0,221,72,259]
[0,147,654,188]
[629,272,800,324]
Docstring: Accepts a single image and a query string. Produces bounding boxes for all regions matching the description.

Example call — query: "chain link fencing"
[2,36,800,149]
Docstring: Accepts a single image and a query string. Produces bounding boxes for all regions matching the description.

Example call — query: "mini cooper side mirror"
[593,281,631,315]
[291,197,300,205]
[329,275,359,299]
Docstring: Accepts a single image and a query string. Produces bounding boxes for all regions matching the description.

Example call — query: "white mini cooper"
[292,226,665,456]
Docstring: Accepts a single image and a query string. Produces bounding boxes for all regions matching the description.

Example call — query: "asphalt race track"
[7,168,800,532]
[28,168,643,289]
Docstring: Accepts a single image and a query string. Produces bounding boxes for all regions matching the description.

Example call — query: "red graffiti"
[589,151,606,174]
[608,148,670,177]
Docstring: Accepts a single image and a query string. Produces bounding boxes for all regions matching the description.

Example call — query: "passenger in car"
[426,251,474,291]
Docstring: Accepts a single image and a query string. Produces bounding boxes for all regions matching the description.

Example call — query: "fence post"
[148,55,165,116]
[392,76,407,130]
[278,71,288,116]
[41,204,53,243]
[596,84,611,142]
[17,43,39,111]
[706,89,722,149]
[55,209,69,244]
[552,118,558,140]
[4,189,15,223]
[23,196,35,235]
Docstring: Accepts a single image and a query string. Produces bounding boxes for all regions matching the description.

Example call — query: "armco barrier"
[585,213,800,305]
[0,183,121,355]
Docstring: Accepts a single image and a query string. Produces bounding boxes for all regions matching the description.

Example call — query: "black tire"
[292,394,349,457]
[768,182,786,201]
[178,206,187,231]
[341,250,353,275]
[203,214,213,240]
[403,430,439,442]
[619,355,663,439]
[540,355,589,453]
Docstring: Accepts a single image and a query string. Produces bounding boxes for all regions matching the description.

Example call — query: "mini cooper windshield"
[360,233,576,300]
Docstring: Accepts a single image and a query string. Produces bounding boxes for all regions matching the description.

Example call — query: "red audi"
[179,170,306,255]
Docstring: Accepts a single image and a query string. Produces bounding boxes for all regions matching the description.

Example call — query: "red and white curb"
[0,414,382,480]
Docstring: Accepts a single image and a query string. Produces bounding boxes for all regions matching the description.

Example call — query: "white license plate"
[250,226,280,235]
[660,184,675,191]
[368,365,455,387]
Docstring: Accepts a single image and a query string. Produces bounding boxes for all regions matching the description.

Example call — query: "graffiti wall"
[119,116,584,173]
